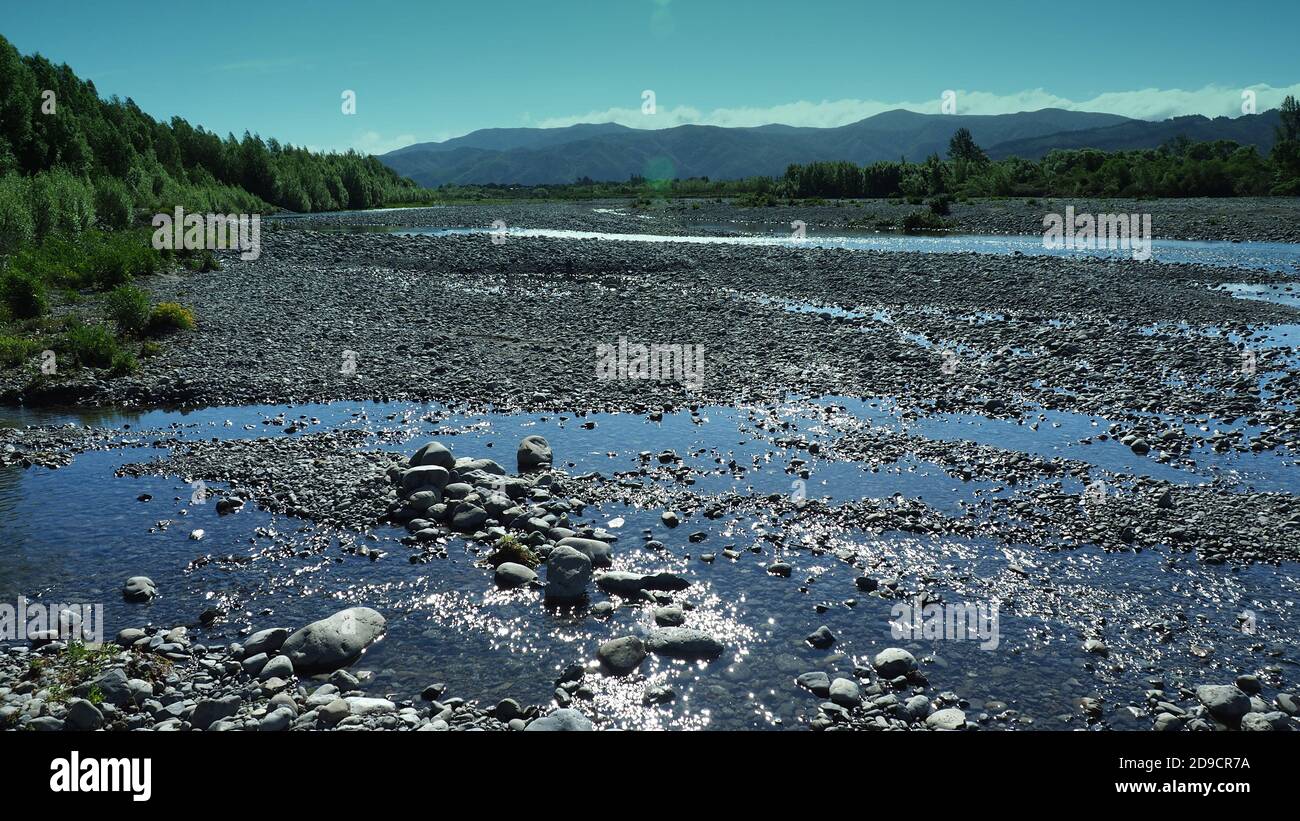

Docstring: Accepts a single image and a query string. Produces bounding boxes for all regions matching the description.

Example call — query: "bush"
[109,349,138,375]
[82,231,162,289]
[180,248,220,272]
[106,285,151,336]
[928,194,953,216]
[0,334,39,369]
[0,175,36,256]
[61,320,120,369]
[146,301,195,335]
[94,177,134,231]
[27,169,95,241]
[0,267,48,319]
[901,209,950,233]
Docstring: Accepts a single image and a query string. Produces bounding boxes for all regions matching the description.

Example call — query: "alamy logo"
[50,752,151,802]
[0,596,103,643]
[1043,205,1152,261]
[151,207,261,260]
[890,598,1000,650]
[595,337,705,389]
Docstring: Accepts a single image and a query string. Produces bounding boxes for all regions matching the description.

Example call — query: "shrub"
[734,192,778,207]
[61,320,120,369]
[109,349,138,375]
[0,267,48,319]
[928,194,953,216]
[94,177,134,231]
[27,169,95,241]
[146,301,195,335]
[0,334,39,369]
[180,248,220,272]
[106,285,151,336]
[8,236,82,289]
[901,209,950,233]
[0,175,36,256]
[82,230,162,289]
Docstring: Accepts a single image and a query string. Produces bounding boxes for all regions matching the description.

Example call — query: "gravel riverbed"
[3,201,1299,731]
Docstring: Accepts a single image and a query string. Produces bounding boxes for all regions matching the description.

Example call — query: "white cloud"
[535,83,1300,130]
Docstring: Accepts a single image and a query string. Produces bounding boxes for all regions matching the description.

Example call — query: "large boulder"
[280,607,386,675]
[645,628,723,660]
[544,545,592,602]
[410,441,455,470]
[517,435,553,473]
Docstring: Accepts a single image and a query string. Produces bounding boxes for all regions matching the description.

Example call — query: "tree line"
[0,33,421,253]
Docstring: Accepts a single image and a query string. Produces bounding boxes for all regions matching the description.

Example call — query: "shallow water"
[298,221,1300,274]
[3,399,1297,729]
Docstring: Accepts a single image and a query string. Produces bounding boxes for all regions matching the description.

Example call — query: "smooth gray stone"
[280,607,386,675]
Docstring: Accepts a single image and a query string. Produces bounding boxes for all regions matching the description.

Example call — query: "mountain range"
[380,108,1282,187]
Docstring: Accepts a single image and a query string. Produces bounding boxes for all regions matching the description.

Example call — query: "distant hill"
[381,109,1137,186]
[378,108,1282,186]
[988,110,1281,159]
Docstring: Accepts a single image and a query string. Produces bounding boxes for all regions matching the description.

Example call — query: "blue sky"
[4,0,1298,155]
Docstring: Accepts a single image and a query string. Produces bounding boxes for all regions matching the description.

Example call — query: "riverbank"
[285,196,1300,244]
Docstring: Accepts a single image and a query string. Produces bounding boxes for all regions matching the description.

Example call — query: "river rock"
[450,503,488,532]
[259,654,294,681]
[401,465,450,494]
[524,708,592,731]
[796,671,831,697]
[517,435,552,472]
[259,706,294,732]
[191,695,241,730]
[410,441,455,470]
[557,537,613,567]
[64,698,104,731]
[654,606,686,626]
[645,627,723,660]
[597,636,647,674]
[241,627,289,658]
[280,607,387,674]
[805,625,835,649]
[544,545,592,601]
[926,708,967,730]
[122,576,156,602]
[873,647,918,677]
[1195,684,1251,723]
[494,562,538,588]
[829,677,862,707]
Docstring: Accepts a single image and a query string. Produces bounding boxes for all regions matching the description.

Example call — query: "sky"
[3,0,1299,155]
